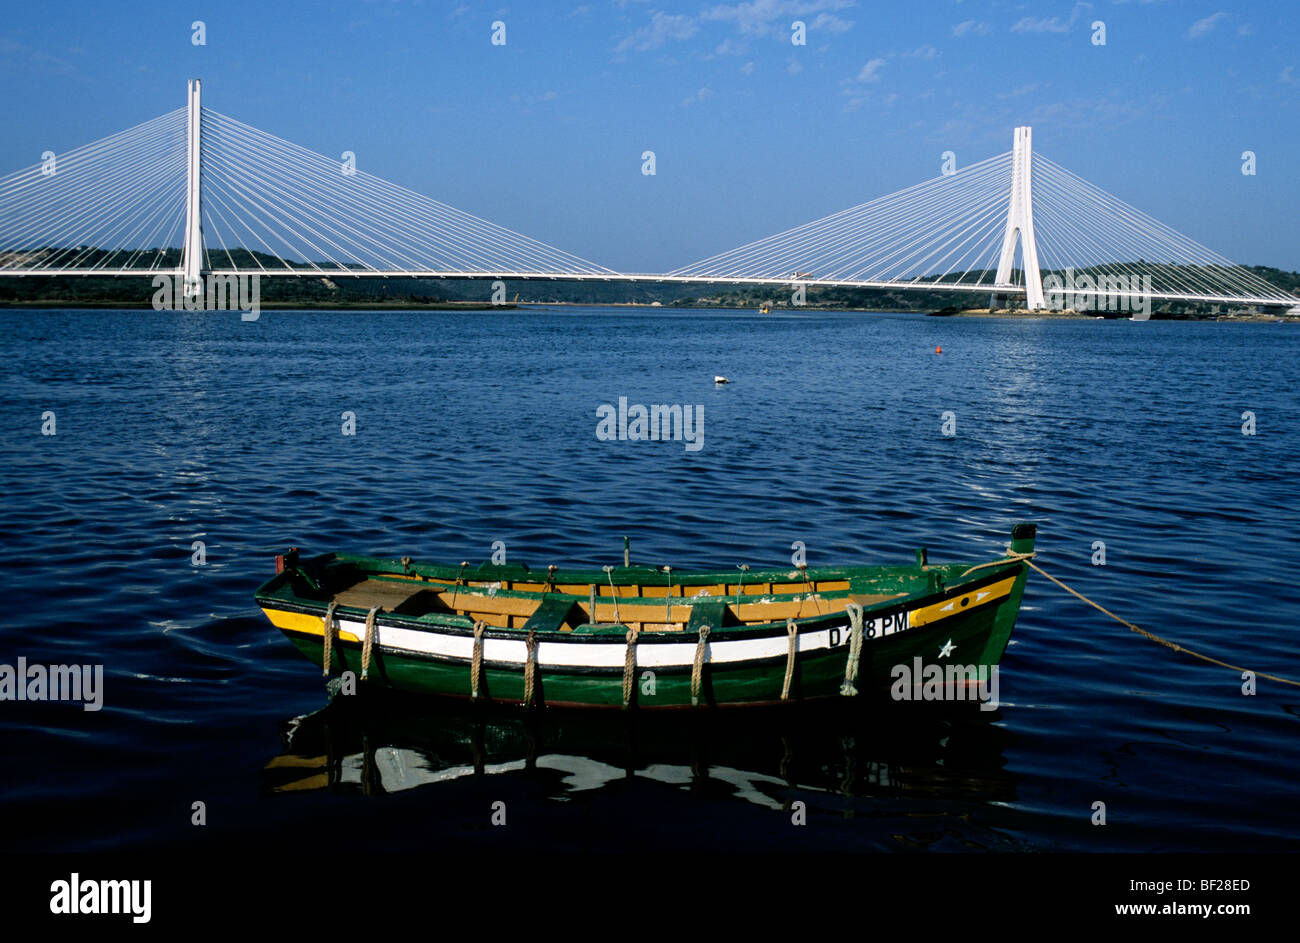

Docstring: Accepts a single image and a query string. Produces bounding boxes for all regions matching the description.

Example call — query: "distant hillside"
[1,248,1295,315]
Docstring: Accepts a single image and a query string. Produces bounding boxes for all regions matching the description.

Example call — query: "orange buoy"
[936,346,942,354]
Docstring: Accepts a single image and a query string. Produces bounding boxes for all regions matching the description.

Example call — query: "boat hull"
[262,561,1030,709]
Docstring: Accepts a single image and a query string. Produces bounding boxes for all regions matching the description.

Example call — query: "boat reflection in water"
[263,688,1019,814]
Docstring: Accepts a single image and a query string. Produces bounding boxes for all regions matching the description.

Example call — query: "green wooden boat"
[254,523,1037,709]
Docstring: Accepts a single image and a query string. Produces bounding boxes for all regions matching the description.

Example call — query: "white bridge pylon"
[994,126,1043,309]
[0,80,1296,311]
[181,78,204,300]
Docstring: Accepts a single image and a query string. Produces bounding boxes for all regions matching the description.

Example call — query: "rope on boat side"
[622,625,640,708]
[471,619,487,700]
[958,548,1035,578]
[360,606,379,680]
[523,630,538,707]
[604,566,621,625]
[799,565,825,615]
[840,603,865,697]
[691,625,711,707]
[664,566,673,625]
[452,562,468,610]
[781,618,799,701]
[321,601,337,676]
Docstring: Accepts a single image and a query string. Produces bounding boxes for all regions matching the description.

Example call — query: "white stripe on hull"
[334,611,913,670]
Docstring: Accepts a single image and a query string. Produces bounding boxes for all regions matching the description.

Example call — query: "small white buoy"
[714,376,730,384]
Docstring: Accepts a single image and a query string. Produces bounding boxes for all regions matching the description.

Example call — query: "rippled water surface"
[2,306,1298,852]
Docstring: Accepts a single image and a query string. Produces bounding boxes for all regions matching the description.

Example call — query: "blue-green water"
[1,306,1298,852]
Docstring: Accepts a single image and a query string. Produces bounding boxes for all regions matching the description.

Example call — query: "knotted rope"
[523,630,538,707]
[360,606,380,680]
[622,624,640,708]
[691,624,711,707]
[321,600,338,676]
[839,603,864,696]
[470,619,487,700]
[780,618,799,701]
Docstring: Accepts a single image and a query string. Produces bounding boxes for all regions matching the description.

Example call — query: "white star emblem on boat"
[938,639,955,658]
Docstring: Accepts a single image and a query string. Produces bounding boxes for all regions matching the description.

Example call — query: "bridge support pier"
[181,79,204,302]
[992,126,1044,310]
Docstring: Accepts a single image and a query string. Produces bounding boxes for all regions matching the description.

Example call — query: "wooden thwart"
[328,577,904,632]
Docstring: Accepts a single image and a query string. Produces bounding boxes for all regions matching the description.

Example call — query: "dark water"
[1,306,1298,853]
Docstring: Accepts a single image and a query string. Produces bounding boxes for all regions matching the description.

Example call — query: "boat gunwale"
[254,560,1027,642]
[295,551,943,588]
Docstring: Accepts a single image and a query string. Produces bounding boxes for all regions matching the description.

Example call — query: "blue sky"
[1,0,1295,271]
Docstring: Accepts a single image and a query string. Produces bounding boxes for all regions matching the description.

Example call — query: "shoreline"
[0,299,1294,322]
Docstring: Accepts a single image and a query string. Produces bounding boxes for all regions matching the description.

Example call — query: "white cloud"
[701,0,855,38]
[1282,65,1295,84]
[681,85,715,105]
[951,19,991,38]
[855,57,885,82]
[904,44,938,60]
[1187,11,1228,39]
[810,12,854,34]
[1012,15,1070,33]
[1012,2,1091,34]
[615,11,697,53]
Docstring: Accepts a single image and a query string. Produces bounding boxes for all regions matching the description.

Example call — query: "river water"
[1,306,1297,852]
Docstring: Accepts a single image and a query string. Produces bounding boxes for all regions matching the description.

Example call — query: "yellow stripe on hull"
[262,607,361,642]
[909,576,1018,628]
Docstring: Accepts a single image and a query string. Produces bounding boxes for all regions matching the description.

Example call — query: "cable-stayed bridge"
[1,80,1296,312]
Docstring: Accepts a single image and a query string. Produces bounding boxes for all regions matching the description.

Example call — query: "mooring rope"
[622,624,640,708]
[523,630,538,707]
[781,618,799,701]
[840,603,865,696]
[360,606,380,680]
[470,619,487,700]
[691,624,711,706]
[958,548,1035,578]
[959,548,1300,689]
[1026,558,1300,688]
[321,600,337,676]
